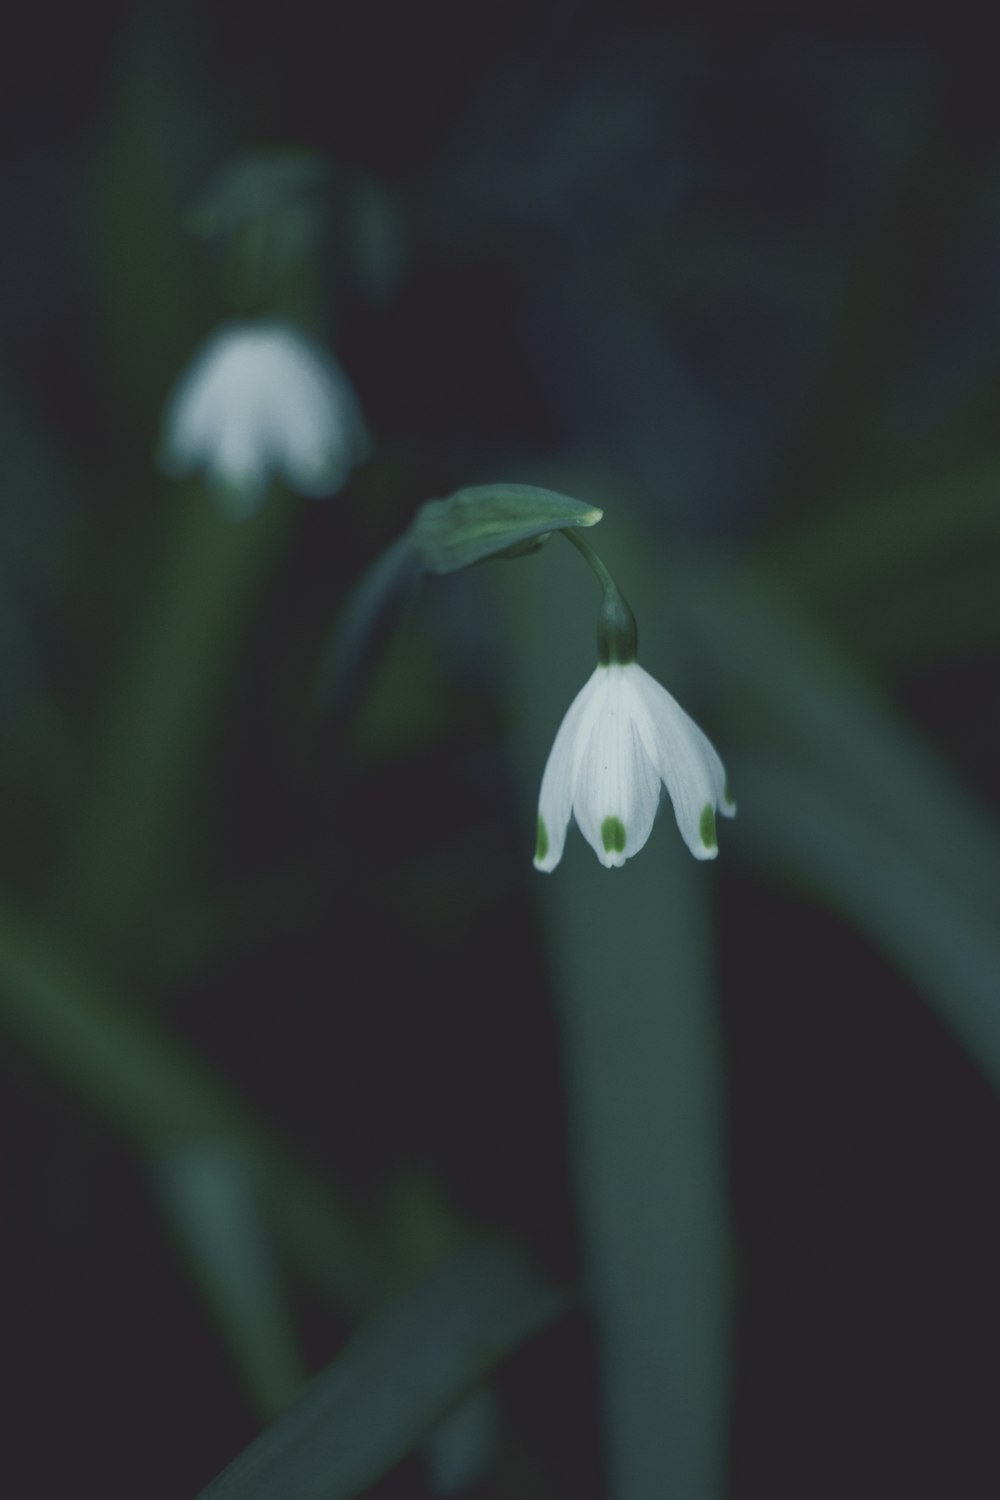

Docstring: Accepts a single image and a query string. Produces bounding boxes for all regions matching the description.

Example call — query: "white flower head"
[534,660,736,871]
[160,320,369,518]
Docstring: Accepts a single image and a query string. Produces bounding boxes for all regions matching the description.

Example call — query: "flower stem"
[60,483,292,949]
[559,525,619,591]
[488,538,732,1500]
[559,527,638,665]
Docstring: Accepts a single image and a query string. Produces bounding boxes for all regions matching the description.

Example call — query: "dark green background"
[2,3,999,1496]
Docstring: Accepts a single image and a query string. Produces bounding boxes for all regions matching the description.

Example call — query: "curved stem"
[559,525,620,595]
[559,528,638,666]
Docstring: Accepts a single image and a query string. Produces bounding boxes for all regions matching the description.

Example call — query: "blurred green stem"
[490,542,731,1500]
[321,534,421,723]
[0,900,561,1462]
[159,1138,306,1416]
[550,847,730,1500]
[62,484,293,945]
[0,900,379,1313]
[763,459,1000,603]
[197,1246,571,1500]
[730,755,1000,1091]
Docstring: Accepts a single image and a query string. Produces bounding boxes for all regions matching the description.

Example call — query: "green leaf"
[765,459,1000,604]
[653,549,1000,1088]
[61,483,294,947]
[322,535,422,719]
[158,1140,305,1418]
[730,757,1000,1090]
[408,483,602,574]
[487,543,732,1500]
[0,904,377,1315]
[196,1247,568,1500]
[425,1392,497,1496]
[761,463,1000,665]
[664,555,1000,940]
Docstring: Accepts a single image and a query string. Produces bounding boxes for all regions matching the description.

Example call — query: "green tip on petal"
[601,816,627,855]
[700,803,717,850]
[723,781,736,810]
[535,816,549,863]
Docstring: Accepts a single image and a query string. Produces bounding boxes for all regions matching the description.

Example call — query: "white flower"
[160,320,369,517]
[534,661,735,871]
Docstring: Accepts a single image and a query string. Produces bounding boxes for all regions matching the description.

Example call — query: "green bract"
[408,484,602,575]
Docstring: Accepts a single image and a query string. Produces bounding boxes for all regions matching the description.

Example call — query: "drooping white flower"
[160,320,369,517]
[534,661,735,871]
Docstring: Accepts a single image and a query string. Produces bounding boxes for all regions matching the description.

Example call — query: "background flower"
[161,321,369,516]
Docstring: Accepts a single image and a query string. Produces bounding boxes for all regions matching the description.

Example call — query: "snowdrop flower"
[534,528,734,871]
[161,321,368,518]
[534,660,735,870]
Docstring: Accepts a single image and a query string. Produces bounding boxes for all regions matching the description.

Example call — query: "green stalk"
[0,901,565,1462]
[559,525,621,595]
[489,533,731,1500]
[559,527,638,665]
[0,900,378,1311]
[547,844,730,1500]
[62,484,293,944]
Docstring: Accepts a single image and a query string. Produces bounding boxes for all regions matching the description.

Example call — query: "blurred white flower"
[160,321,369,517]
[534,661,735,871]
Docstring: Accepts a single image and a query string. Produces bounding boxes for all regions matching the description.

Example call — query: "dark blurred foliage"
[2,3,999,1498]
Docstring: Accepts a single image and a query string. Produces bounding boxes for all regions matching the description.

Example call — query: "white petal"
[571,666,660,868]
[159,321,367,509]
[161,354,226,474]
[534,668,603,871]
[259,325,368,495]
[626,664,729,860]
[276,371,362,495]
